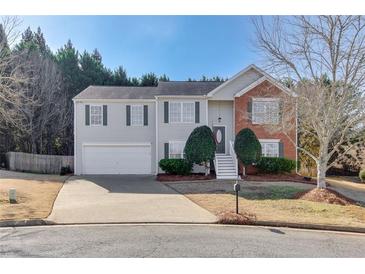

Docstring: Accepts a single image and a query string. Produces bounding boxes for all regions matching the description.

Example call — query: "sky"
[20,16,261,80]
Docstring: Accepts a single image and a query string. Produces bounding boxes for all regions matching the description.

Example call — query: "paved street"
[1,224,365,257]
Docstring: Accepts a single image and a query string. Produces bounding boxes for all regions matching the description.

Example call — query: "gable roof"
[73,86,159,100]
[73,65,291,100]
[234,76,294,97]
[156,81,222,96]
[73,81,223,100]
[207,64,293,97]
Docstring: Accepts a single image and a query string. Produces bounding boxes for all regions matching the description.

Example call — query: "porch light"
[218,117,222,123]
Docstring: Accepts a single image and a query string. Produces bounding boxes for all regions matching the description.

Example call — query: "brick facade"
[234,80,296,163]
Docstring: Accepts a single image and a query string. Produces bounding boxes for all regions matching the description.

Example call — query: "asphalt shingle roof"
[73,81,223,100]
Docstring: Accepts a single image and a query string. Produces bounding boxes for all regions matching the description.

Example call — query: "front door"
[213,126,225,154]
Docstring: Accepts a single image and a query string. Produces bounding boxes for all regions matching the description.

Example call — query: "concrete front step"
[215,154,238,180]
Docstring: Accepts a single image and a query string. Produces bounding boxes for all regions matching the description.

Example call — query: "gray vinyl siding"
[207,100,234,153]
[74,101,156,175]
[157,98,208,173]
[210,68,262,100]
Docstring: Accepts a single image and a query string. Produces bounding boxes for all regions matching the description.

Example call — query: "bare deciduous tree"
[0,16,31,136]
[253,16,365,188]
[19,50,70,154]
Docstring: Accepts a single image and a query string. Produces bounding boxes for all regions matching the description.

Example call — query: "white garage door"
[82,143,152,174]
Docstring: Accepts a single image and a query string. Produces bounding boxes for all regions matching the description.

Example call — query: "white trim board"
[207,64,259,97]
[73,99,156,103]
[207,64,294,98]
[234,76,293,97]
[82,142,152,147]
[259,139,281,143]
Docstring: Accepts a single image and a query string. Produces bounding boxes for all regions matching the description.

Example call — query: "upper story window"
[169,102,195,123]
[90,105,103,126]
[252,98,280,124]
[260,140,279,157]
[169,141,186,159]
[131,105,143,126]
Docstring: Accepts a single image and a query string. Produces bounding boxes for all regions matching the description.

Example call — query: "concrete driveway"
[47,175,216,224]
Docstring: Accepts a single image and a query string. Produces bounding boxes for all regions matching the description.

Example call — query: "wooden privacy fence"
[6,152,74,174]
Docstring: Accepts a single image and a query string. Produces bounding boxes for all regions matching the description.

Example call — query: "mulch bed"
[217,211,257,225]
[156,173,215,182]
[243,174,318,185]
[295,188,355,206]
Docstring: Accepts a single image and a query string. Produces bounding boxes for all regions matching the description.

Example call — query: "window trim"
[90,104,103,126]
[169,101,195,124]
[168,140,186,159]
[130,104,144,126]
[252,98,280,125]
[259,139,280,158]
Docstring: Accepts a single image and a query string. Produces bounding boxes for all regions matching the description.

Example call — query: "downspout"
[295,99,300,175]
[155,97,159,175]
[73,99,77,175]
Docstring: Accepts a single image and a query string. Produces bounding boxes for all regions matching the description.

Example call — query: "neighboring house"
[73,64,296,179]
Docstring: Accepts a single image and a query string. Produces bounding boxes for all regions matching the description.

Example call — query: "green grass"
[238,185,304,200]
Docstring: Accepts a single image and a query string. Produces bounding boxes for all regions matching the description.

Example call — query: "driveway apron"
[47,175,217,224]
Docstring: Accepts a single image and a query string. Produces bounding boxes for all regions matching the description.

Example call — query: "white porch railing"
[229,140,238,177]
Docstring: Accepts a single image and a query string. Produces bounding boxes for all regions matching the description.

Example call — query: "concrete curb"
[252,221,365,234]
[1,218,365,234]
[0,219,56,227]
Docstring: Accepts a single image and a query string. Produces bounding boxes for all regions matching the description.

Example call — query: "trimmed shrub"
[359,170,365,183]
[234,128,261,174]
[256,157,297,174]
[184,126,216,174]
[60,166,72,176]
[159,159,192,175]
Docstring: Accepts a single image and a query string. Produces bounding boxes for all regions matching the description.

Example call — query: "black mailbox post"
[233,182,241,214]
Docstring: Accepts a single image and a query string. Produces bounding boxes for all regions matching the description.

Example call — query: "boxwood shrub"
[256,157,297,174]
[159,159,193,175]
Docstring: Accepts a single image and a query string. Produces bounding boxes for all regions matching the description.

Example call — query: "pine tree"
[158,74,170,82]
[140,72,158,86]
[113,66,129,86]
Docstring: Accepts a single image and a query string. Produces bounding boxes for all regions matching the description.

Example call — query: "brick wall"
[234,80,296,161]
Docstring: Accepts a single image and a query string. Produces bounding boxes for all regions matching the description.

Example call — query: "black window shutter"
[195,102,200,123]
[85,105,90,126]
[164,143,169,159]
[143,105,148,126]
[103,105,107,126]
[126,105,131,126]
[164,101,169,123]
[279,142,284,158]
[247,98,252,121]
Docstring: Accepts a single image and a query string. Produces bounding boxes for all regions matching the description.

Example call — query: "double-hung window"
[90,105,102,126]
[260,140,280,157]
[131,105,143,126]
[252,99,280,124]
[169,141,186,159]
[169,102,195,123]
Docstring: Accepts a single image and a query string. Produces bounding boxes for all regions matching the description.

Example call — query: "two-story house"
[73,64,296,179]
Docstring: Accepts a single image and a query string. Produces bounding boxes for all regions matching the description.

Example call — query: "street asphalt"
[1,224,365,257]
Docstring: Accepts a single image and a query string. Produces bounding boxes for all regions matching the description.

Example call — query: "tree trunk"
[205,161,210,176]
[317,161,327,188]
[242,166,246,176]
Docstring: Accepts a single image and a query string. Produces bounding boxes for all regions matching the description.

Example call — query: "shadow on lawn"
[237,185,306,201]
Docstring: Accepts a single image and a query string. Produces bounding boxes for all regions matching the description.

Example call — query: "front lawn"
[166,180,365,228]
[0,170,65,221]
